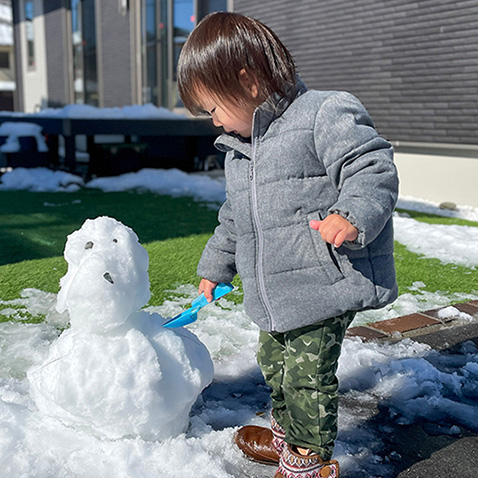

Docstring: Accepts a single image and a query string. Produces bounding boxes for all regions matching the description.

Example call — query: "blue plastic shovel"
[163,282,234,328]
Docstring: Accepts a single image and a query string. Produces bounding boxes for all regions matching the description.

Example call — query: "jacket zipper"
[250,141,275,330]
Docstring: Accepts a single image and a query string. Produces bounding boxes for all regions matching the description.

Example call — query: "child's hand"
[199,278,218,302]
[309,214,358,248]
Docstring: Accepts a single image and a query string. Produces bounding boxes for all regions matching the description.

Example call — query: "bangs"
[177,12,296,115]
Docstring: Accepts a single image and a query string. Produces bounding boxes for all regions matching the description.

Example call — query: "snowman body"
[28,217,213,440]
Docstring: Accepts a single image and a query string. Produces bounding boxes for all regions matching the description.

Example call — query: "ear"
[239,68,259,99]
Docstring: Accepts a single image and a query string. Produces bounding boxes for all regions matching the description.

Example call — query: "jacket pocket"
[307,211,345,284]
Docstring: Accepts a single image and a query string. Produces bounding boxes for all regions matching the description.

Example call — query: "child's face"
[197,91,255,138]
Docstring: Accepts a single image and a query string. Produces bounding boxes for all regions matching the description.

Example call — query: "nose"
[212,116,222,128]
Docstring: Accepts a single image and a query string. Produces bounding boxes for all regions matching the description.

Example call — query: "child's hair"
[177,12,296,115]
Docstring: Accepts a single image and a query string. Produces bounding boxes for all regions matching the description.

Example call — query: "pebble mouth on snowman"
[27,216,214,441]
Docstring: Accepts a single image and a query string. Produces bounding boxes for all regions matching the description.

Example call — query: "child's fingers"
[309,220,321,230]
[310,214,358,247]
[199,279,217,302]
[310,219,337,244]
[333,230,347,248]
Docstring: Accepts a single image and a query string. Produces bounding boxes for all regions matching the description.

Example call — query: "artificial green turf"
[394,241,477,296]
[0,189,477,324]
[0,189,220,265]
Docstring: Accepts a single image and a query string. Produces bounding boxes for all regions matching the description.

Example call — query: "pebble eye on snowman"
[28,216,214,441]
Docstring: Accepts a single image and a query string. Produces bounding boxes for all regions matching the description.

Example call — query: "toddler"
[177,12,398,478]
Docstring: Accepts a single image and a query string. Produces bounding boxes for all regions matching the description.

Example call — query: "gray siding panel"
[99,2,133,107]
[44,1,69,107]
[12,0,24,111]
[234,0,478,145]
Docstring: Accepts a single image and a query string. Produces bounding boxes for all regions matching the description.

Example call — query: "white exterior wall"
[19,0,47,112]
[395,153,478,208]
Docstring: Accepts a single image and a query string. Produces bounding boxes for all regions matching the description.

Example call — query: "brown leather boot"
[234,412,286,465]
[274,444,339,478]
[234,426,280,465]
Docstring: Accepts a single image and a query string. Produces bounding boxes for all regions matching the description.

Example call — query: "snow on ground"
[0,167,84,192]
[87,168,226,204]
[0,286,477,478]
[0,167,226,202]
[394,212,478,268]
[397,196,478,222]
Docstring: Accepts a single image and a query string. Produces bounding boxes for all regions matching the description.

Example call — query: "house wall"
[233,0,478,147]
[395,150,478,207]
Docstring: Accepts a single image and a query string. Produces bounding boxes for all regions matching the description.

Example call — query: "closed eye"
[200,107,216,117]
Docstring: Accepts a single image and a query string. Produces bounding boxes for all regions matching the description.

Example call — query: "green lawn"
[0,190,477,324]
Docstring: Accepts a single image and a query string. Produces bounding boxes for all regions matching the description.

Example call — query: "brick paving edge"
[346,301,478,342]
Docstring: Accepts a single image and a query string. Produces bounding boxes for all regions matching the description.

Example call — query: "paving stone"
[454,302,478,317]
[367,313,441,334]
[346,326,389,341]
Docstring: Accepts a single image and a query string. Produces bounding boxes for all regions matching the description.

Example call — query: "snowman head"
[56,216,151,332]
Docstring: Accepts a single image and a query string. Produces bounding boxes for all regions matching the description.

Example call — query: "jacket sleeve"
[313,91,399,249]
[197,190,238,283]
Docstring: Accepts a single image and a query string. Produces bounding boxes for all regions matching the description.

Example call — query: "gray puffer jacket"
[198,79,399,333]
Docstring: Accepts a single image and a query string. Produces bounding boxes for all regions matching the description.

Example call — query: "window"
[24,0,35,68]
[141,0,159,105]
[172,0,194,107]
[197,0,227,21]
[71,0,99,105]
[141,0,227,109]
[0,52,9,69]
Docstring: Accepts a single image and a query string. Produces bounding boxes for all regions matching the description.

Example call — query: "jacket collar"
[215,76,307,158]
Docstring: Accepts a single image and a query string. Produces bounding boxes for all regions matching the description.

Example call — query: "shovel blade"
[163,282,233,328]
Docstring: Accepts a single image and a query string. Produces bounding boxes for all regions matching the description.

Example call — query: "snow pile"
[394,213,478,268]
[0,167,84,192]
[87,168,226,204]
[0,167,226,203]
[0,122,48,153]
[437,305,474,322]
[398,196,478,222]
[27,217,214,440]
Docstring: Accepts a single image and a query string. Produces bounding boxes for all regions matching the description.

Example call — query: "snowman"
[27,216,214,440]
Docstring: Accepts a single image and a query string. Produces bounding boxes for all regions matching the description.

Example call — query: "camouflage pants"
[257,311,355,460]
